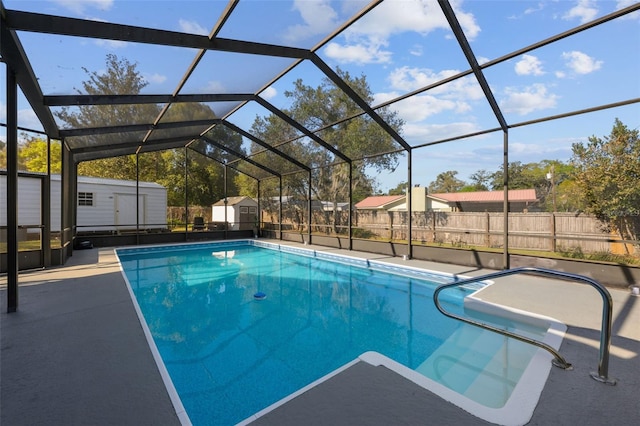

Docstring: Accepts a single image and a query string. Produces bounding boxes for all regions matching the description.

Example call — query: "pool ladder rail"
[433,266,617,385]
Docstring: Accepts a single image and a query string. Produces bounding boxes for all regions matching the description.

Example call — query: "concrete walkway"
[1,248,181,426]
[1,241,639,425]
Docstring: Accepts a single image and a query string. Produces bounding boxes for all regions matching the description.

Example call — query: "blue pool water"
[117,241,541,425]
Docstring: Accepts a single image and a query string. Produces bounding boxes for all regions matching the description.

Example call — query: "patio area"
[2,241,639,425]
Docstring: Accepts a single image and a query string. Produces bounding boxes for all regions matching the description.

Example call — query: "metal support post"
[6,68,18,312]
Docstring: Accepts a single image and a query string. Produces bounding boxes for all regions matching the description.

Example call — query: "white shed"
[211,196,258,230]
[1,174,167,233]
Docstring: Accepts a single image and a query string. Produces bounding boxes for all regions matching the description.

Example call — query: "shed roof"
[212,196,257,206]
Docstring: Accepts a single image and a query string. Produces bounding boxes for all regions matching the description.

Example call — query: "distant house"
[355,188,538,213]
[429,189,538,212]
[355,187,429,212]
[355,195,405,211]
[266,197,349,212]
[316,201,350,212]
[211,196,258,230]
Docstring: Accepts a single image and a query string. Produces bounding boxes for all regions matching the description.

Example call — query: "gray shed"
[211,196,258,231]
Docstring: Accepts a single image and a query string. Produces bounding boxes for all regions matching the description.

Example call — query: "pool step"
[416,324,536,407]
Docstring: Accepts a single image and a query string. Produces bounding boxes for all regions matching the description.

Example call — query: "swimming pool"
[116,240,565,426]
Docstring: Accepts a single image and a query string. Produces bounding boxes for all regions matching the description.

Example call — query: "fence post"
[550,212,557,252]
[486,212,490,247]
[431,211,436,242]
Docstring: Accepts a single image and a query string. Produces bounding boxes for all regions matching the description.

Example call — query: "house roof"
[429,189,537,203]
[212,196,256,206]
[355,195,405,209]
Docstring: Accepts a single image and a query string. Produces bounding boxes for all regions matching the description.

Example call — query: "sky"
[2,0,639,192]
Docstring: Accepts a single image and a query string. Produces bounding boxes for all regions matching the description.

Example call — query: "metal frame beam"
[60,119,217,138]
[438,0,507,131]
[70,135,193,155]
[200,136,280,178]
[255,97,351,164]
[5,9,312,59]
[189,145,262,182]
[311,54,412,152]
[0,12,59,137]
[5,65,19,312]
[44,93,253,106]
[221,120,310,172]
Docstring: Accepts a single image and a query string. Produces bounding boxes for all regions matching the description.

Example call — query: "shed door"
[238,205,256,230]
[115,194,145,228]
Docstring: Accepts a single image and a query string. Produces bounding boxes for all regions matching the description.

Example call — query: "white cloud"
[562,0,598,24]
[283,0,339,42]
[508,141,571,157]
[524,2,545,15]
[324,41,392,65]
[324,0,479,65]
[450,1,481,40]
[387,67,455,92]
[403,121,480,144]
[205,80,225,92]
[562,51,603,74]
[500,84,558,115]
[349,0,479,40]
[52,0,113,15]
[145,73,167,85]
[2,107,44,132]
[94,39,127,49]
[386,67,484,100]
[373,68,487,125]
[179,19,208,36]
[507,2,545,20]
[476,56,491,66]
[375,92,459,122]
[260,86,278,100]
[515,54,545,76]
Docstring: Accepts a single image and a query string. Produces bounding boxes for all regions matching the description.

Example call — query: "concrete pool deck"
[2,240,639,425]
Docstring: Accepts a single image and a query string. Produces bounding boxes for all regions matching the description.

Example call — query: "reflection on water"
[120,244,468,426]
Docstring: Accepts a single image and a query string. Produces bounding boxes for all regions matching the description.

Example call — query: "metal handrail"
[433,266,617,385]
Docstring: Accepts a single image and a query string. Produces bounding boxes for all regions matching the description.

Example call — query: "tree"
[535,160,580,212]
[54,54,244,207]
[158,105,244,206]
[465,169,492,191]
[55,54,161,180]
[571,118,640,253]
[388,181,407,195]
[428,170,465,193]
[489,161,537,190]
[18,136,62,173]
[0,135,63,173]
[241,69,404,233]
[0,140,5,169]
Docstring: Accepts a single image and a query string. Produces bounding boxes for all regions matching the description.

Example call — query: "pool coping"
[116,239,567,426]
[115,250,193,426]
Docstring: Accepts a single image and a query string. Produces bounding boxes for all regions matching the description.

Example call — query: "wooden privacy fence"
[356,211,638,255]
[262,208,638,256]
